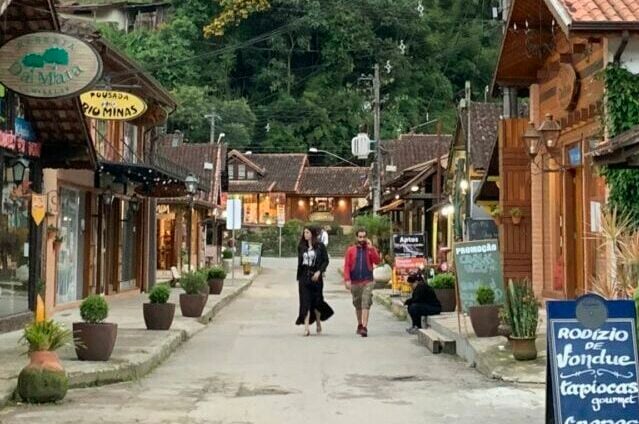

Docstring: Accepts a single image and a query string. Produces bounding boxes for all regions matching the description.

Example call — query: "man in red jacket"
[343,228,380,337]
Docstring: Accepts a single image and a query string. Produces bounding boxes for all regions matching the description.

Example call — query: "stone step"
[417,328,456,355]
[390,299,408,320]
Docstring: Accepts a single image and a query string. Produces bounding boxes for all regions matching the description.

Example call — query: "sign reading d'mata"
[0,32,102,99]
[547,294,639,424]
[80,90,147,121]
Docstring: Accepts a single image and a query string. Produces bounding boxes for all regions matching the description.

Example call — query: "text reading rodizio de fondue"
[551,319,639,424]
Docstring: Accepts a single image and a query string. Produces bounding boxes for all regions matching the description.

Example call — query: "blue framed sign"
[546,294,639,424]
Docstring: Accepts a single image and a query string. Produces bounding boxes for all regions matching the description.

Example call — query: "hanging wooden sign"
[31,193,46,225]
[80,90,147,121]
[0,32,102,99]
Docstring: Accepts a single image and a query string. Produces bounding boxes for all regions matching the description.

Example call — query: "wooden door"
[565,168,584,297]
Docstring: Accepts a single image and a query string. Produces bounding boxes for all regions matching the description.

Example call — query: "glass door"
[56,187,82,304]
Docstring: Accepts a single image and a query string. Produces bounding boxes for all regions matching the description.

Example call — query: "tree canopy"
[101,0,501,163]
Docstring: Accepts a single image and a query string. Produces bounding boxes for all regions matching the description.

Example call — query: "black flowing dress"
[295,243,334,325]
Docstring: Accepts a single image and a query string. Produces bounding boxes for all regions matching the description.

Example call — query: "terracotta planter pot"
[208,278,224,295]
[73,322,118,361]
[180,293,208,317]
[143,303,175,330]
[510,336,538,360]
[493,216,502,225]
[512,216,522,225]
[17,351,68,403]
[469,305,500,337]
[242,264,251,275]
[434,288,456,312]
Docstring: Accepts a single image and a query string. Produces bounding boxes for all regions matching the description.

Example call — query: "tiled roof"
[228,154,307,193]
[460,102,502,171]
[298,167,370,196]
[554,0,639,23]
[381,134,452,183]
[156,142,223,192]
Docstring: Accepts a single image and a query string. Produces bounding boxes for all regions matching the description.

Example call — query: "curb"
[1,276,255,408]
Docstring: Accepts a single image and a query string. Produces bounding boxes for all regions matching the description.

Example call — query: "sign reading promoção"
[453,239,504,312]
[0,32,102,98]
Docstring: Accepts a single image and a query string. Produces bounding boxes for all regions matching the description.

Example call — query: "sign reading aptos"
[0,32,102,98]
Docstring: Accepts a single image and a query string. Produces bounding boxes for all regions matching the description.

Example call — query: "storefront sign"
[394,257,425,287]
[0,32,102,98]
[0,130,41,157]
[393,234,424,258]
[31,193,45,225]
[15,117,36,141]
[453,239,504,313]
[547,294,639,423]
[80,90,147,121]
[557,63,579,111]
[241,241,262,266]
[568,144,582,167]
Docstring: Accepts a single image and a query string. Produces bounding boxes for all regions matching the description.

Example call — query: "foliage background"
[101,0,500,161]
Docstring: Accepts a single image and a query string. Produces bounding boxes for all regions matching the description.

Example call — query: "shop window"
[123,123,138,163]
[0,155,30,316]
[242,193,258,224]
[56,187,84,304]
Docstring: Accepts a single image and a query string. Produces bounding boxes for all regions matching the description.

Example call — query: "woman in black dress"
[295,226,333,336]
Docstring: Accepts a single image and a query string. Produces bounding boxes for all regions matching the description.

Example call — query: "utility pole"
[373,64,381,214]
[205,109,220,144]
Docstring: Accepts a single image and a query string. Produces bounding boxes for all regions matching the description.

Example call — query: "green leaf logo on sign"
[0,32,103,99]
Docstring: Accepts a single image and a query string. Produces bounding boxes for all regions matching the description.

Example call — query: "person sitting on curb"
[404,271,442,334]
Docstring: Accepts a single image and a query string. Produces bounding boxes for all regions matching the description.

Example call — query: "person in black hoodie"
[404,270,442,334]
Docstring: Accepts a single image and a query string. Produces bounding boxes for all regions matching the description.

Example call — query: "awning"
[591,126,639,168]
[378,198,404,214]
[99,160,190,198]
[473,137,500,204]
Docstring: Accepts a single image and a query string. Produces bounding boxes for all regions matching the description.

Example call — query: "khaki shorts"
[351,282,374,310]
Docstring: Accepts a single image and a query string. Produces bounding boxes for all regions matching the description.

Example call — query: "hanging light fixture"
[523,121,542,159]
[129,193,140,213]
[103,187,114,206]
[11,156,29,185]
[185,174,198,195]
[410,184,420,192]
[538,113,561,149]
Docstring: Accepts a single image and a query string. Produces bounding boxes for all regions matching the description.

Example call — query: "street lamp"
[11,156,29,185]
[185,174,199,272]
[523,114,564,171]
[308,147,359,167]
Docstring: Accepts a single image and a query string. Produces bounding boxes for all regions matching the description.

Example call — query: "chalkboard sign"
[467,219,498,241]
[393,234,425,258]
[547,294,639,424]
[453,239,504,312]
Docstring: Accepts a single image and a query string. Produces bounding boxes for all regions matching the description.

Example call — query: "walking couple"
[295,227,380,338]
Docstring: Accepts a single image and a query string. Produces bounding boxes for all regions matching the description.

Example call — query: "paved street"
[0,258,544,424]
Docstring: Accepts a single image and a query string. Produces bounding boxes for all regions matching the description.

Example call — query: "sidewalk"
[0,268,258,409]
[373,289,546,385]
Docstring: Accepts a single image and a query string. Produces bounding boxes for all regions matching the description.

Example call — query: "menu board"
[453,239,504,312]
[547,294,639,424]
[240,241,262,266]
[393,234,425,258]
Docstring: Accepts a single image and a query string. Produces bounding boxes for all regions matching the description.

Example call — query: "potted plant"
[468,285,501,337]
[490,205,502,225]
[17,319,71,403]
[46,224,58,239]
[430,272,456,312]
[207,266,226,295]
[373,256,393,288]
[504,278,539,360]
[222,249,233,273]
[242,258,252,275]
[143,284,175,330]
[179,272,208,317]
[52,234,63,251]
[73,295,117,361]
[510,207,522,225]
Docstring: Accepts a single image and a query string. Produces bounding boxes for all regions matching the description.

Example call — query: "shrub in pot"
[73,295,117,361]
[469,285,501,337]
[491,205,502,225]
[179,272,208,317]
[430,272,456,312]
[207,266,226,295]
[503,278,539,360]
[143,284,175,330]
[17,319,71,403]
[222,249,233,272]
